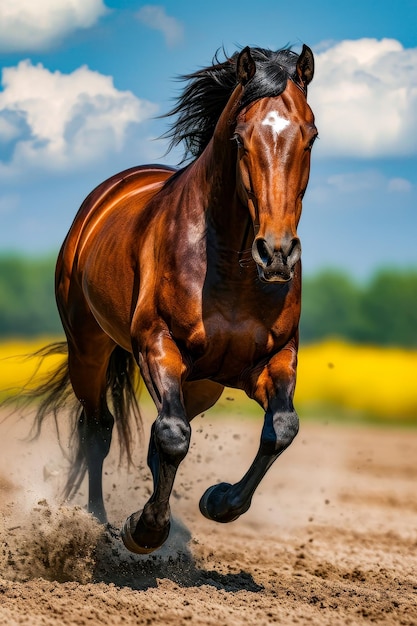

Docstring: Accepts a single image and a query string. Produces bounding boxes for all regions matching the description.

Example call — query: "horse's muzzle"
[252,235,301,283]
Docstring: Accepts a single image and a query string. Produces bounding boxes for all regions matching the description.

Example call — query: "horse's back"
[60,165,176,266]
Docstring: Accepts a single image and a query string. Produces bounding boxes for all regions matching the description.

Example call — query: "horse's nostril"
[255,238,273,266]
[253,235,301,274]
[286,237,301,264]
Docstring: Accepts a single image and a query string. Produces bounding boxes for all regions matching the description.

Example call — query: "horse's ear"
[296,44,314,87]
[236,47,256,85]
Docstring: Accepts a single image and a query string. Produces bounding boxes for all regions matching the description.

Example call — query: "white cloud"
[327,170,384,194]
[0,60,158,177]
[309,38,417,158]
[0,0,108,52]
[136,5,184,47]
[388,177,412,193]
[308,169,413,206]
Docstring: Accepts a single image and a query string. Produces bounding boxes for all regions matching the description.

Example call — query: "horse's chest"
[189,314,285,382]
[166,277,299,382]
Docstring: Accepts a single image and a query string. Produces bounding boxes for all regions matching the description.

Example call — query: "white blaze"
[262,111,290,137]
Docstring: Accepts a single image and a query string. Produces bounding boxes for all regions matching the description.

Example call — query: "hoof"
[199,482,241,523]
[121,510,171,555]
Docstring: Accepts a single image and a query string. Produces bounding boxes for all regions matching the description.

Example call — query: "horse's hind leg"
[66,332,116,524]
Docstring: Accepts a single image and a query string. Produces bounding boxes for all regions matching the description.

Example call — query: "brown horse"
[34,45,317,554]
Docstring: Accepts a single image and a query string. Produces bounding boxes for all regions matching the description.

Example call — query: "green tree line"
[0,255,60,337]
[0,255,416,347]
[301,269,417,346]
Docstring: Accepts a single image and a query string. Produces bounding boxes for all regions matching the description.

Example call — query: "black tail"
[7,341,142,500]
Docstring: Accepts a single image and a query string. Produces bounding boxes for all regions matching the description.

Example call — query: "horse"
[32,44,317,554]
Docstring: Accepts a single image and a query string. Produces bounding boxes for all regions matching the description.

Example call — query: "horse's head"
[233,46,317,283]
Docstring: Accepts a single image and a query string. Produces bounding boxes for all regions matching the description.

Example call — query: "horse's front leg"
[199,341,299,523]
[121,332,191,554]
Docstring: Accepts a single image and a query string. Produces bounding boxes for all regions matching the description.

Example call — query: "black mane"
[162,47,300,163]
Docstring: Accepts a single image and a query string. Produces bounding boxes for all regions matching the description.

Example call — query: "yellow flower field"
[0,338,65,398]
[0,338,416,425]
[295,340,417,424]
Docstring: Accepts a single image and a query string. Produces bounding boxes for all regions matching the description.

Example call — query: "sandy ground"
[0,402,416,626]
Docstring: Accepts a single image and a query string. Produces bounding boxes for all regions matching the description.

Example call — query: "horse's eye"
[233,134,244,149]
[306,133,318,151]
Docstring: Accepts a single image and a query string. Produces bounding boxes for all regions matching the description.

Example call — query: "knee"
[260,409,299,455]
[154,415,191,462]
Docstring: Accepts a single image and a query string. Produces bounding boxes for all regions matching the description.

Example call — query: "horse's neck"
[181,144,251,283]
[174,82,252,262]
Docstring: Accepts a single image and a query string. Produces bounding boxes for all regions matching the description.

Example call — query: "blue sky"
[0,0,416,278]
